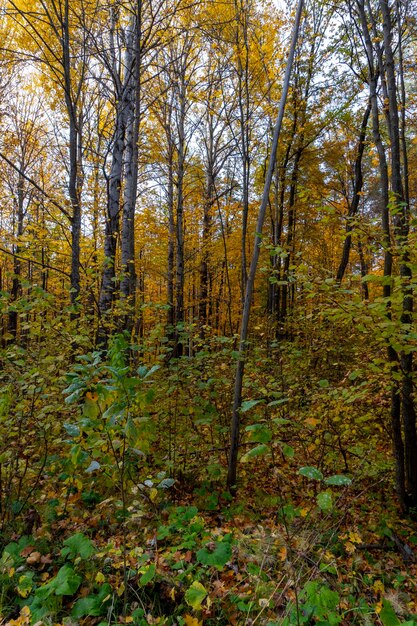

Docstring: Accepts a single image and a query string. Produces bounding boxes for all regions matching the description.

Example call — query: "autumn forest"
[1,0,417,623]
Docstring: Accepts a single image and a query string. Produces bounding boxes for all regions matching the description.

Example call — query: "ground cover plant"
[1,0,417,622]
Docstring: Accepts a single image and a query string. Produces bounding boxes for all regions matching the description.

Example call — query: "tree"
[6,0,96,309]
[227,0,304,491]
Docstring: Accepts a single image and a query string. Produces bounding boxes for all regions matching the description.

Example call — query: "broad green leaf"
[319,379,330,388]
[37,565,82,598]
[65,389,84,404]
[185,581,207,610]
[379,599,400,626]
[324,475,352,487]
[272,417,291,425]
[241,444,269,462]
[54,565,82,596]
[317,491,333,511]
[268,398,289,407]
[17,572,34,598]
[241,399,262,413]
[140,563,156,585]
[282,444,294,458]
[299,466,323,481]
[157,478,175,489]
[72,584,112,618]
[143,364,161,379]
[197,541,231,570]
[64,423,80,437]
[70,444,83,467]
[61,533,95,560]
[245,424,272,443]
[125,417,139,446]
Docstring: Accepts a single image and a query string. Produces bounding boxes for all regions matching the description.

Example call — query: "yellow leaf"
[117,582,125,596]
[345,541,356,554]
[373,580,384,595]
[184,615,202,626]
[348,531,362,544]
[279,546,287,561]
[9,567,15,577]
[150,488,158,502]
[124,618,134,623]
[95,571,106,583]
[169,587,176,601]
[305,417,319,427]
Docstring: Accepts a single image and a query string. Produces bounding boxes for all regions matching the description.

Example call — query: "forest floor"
[1,340,417,625]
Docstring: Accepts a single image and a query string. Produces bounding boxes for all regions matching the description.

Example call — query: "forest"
[0,0,417,623]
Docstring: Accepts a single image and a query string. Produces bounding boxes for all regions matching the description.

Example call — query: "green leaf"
[125,417,139,446]
[61,533,95,560]
[319,379,330,388]
[241,399,262,412]
[70,444,83,467]
[197,541,231,570]
[71,584,112,618]
[299,466,323,481]
[17,571,34,598]
[268,399,289,407]
[324,475,352,487]
[245,424,272,443]
[86,460,101,473]
[241,444,269,462]
[83,396,99,418]
[140,563,156,585]
[185,581,207,610]
[317,491,333,511]
[37,565,82,598]
[64,423,80,437]
[282,444,294,458]
[272,417,291,425]
[157,478,175,489]
[379,599,400,626]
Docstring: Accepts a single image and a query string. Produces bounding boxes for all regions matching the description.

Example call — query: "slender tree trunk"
[336,101,371,285]
[167,146,175,331]
[199,171,214,332]
[8,172,24,341]
[279,146,301,331]
[60,0,82,311]
[172,61,188,358]
[381,0,417,506]
[357,239,369,300]
[227,0,304,491]
[357,0,405,509]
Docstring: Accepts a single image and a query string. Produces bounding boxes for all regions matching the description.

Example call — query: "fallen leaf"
[184,615,202,626]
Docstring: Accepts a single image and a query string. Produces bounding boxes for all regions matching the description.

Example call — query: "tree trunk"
[227,0,304,491]
[380,0,417,506]
[336,101,371,285]
[120,5,142,335]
